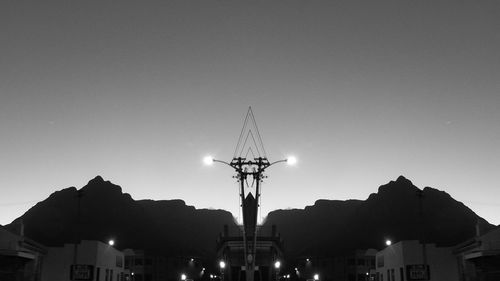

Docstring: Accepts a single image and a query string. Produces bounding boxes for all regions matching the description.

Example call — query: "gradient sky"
[1,1,499,226]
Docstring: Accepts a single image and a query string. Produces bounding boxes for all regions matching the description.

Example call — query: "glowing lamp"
[203,156,214,165]
[286,156,297,165]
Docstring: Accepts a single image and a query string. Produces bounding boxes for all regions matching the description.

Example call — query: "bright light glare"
[108,239,115,246]
[286,156,297,165]
[203,156,214,166]
[314,274,319,280]
[386,240,392,246]
[181,274,187,280]
[219,261,226,269]
[274,261,281,269]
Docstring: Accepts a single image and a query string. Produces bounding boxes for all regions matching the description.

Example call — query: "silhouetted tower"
[206,108,294,281]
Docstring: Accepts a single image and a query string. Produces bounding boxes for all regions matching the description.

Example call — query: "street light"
[181,274,187,281]
[203,156,214,166]
[204,154,295,281]
[274,260,281,281]
[203,156,298,168]
[286,156,297,165]
[108,239,115,246]
[313,274,319,281]
[219,260,226,281]
[204,108,296,281]
[385,240,392,246]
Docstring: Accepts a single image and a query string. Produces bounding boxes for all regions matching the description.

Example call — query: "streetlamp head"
[181,274,187,281]
[219,260,226,269]
[203,156,214,166]
[286,156,297,166]
[314,274,319,280]
[108,239,115,246]
[274,260,281,269]
[385,239,392,246]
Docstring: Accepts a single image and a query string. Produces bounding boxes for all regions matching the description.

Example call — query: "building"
[293,249,376,281]
[124,249,193,281]
[375,240,458,281]
[41,240,125,281]
[454,224,500,281]
[216,225,284,281]
[0,223,46,281]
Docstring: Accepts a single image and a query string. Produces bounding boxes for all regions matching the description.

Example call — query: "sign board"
[240,266,259,270]
[70,264,94,280]
[406,264,430,280]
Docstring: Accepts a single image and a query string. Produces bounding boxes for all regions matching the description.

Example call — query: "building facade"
[454,225,500,281]
[375,240,458,281]
[293,249,376,281]
[216,225,284,281]
[0,223,46,281]
[41,240,125,281]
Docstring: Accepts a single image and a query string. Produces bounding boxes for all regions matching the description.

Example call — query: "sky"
[1,1,499,226]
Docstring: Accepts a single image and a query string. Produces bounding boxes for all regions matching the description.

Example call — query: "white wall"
[376,240,458,281]
[41,240,125,281]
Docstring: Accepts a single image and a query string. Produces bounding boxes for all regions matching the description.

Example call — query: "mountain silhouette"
[9,176,237,260]
[8,175,492,262]
[263,176,493,260]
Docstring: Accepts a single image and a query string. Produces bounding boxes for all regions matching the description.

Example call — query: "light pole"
[206,156,295,281]
[274,260,281,281]
[219,260,226,281]
[72,189,84,281]
[205,108,296,281]
[417,190,429,280]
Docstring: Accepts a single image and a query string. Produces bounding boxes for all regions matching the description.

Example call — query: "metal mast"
[208,107,292,281]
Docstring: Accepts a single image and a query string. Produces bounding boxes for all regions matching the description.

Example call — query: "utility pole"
[416,190,428,280]
[205,108,295,281]
[72,189,84,280]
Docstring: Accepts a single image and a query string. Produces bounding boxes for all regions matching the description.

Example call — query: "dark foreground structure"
[216,225,283,281]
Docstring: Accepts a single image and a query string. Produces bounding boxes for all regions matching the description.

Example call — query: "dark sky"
[1,1,499,225]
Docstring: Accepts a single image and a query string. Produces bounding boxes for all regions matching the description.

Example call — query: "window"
[116,256,123,268]
[110,270,113,281]
[95,267,100,281]
[391,269,395,281]
[377,256,384,268]
[399,268,404,281]
[105,269,109,281]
